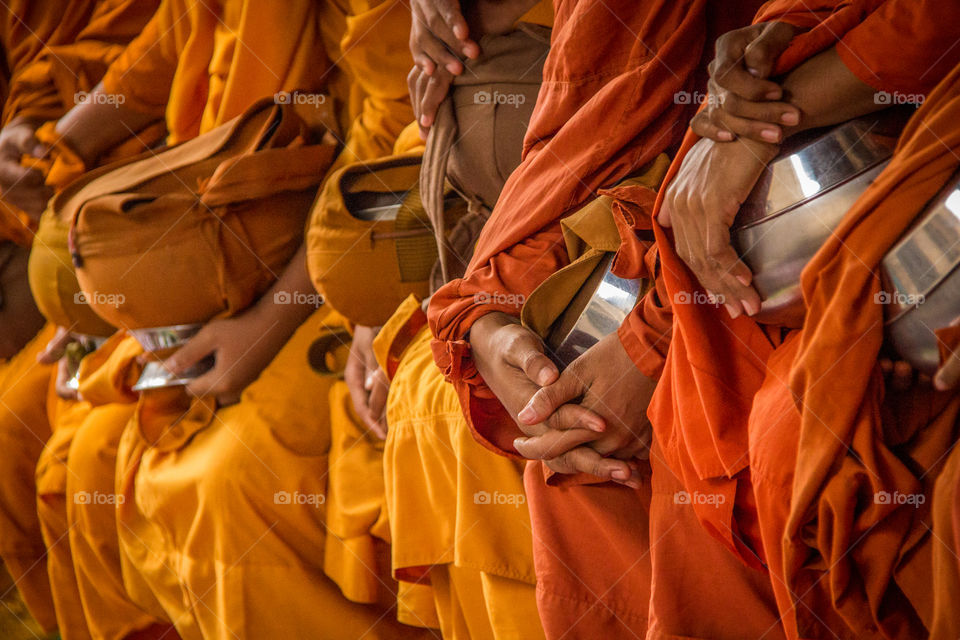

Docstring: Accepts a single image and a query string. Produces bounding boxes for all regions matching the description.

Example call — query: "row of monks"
[1,0,960,638]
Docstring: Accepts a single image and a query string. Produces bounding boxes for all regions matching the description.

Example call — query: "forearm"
[251,244,317,336]
[780,47,887,138]
[54,82,159,166]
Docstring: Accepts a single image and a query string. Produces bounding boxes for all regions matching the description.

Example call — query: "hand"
[408,65,456,137]
[410,0,479,78]
[659,137,779,319]
[163,305,303,406]
[469,312,635,483]
[514,333,652,483]
[0,118,53,219]
[934,316,960,391]
[691,21,800,144]
[344,325,389,438]
[37,327,82,400]
[880,358,923,393]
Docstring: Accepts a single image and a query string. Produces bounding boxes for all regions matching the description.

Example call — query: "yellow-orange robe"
[0,1,158,634]
[87,1,424,637]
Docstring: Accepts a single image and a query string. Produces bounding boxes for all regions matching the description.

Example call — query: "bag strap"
[420,97,457,283]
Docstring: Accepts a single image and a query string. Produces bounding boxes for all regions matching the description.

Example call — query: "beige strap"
[420,97,457,283]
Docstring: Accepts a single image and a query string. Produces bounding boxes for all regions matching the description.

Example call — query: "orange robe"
[86,1,420,637]
[0,1,158,633]
[641,2,960,638]
[426,0,762,635]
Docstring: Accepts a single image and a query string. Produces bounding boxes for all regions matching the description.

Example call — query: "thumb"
[163,330,215,375]
[744,22,796,79]
[38,328,74,364]
[517,372,586,427]
[505,328,559,387]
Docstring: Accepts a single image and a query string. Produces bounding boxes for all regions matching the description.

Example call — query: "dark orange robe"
[427,0,763,635]
[642,1,960,637]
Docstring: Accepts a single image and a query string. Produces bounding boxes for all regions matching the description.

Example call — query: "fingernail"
[781,112,800,126]
[741,298,759,316]
[517,405,536,424]
[724,303,741,319]
[513,437,528,451]
[585,418,605,433]
[736,274,751,287]
[446,62,460,74]
[765,89,781,100]
[761,128,780,143]
[611,468,629,481]
[748,67,761,77]
[717,130,734,141]
[933,375,947,391]
[536,366,554,386]
[419,114,430,127]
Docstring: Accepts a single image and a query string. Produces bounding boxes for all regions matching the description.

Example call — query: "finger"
[418,69,454,129]
[514,427,604,460]
[891,360,915,393]
[503,330,558,387]
[710,83,800,129]
[183,368,223,398]
[434,0,479,57]
[163,329,215,375]
[55,357,78,401]
[344,350,371,421]
[701,218,761,315]
[416,28,464,76]
[690,111,735,142]
[365,370,389,425]
[744,22,797,80]
[518,378,602,431]
[713,26,784,100]
[38,328,74,364]
[544,446,634,484]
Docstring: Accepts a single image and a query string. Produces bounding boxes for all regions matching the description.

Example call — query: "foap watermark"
[74,290,125,309]
[674,490,726,506]
[274,290,325,307]
[874,91,925,106]
[673,290,725,306]
[274,91,327,107]
[673,91,723,107]
[473,490,526,507]
[474,291,525,308]
[473,90,526,108]
[274,490,326,507]
[75,91,126,107]
[874,490,925,507]
[874,291,925,307]
[74,491,125,505]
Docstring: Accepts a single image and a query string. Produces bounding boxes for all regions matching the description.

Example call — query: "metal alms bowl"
[732,107,911,327]
[882,173,960,375]
[129,323,214,391]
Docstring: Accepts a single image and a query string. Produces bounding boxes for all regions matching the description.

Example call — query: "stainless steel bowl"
[129,323,213,391]
[129,324,203,352]
[882,173,960,374]
[65,333,109,392]
[733,108,911,327]
[545,254,643,368]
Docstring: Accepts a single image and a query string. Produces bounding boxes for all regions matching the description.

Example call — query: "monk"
[0,1,160,635]
[318,0,556,636]
[39,0,429,637]
[515,1,960,637]
[426,0,765,635]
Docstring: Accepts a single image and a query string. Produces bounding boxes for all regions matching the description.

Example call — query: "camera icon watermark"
[274,91,327,107]
[273,490,326,507]
[273,290,325,307]
[673,290,724,307]
[673,490,725,506]
[874,291,925,307]
[74,290,126,309]
[74,491,125,505]
[874,91,925,106]
[473,490,525,507]
[874,490,925,507]
[473,291,525,308]
[75,91,126,107]
[473,90,526,108]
